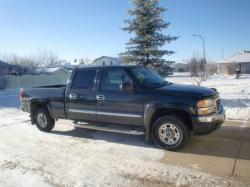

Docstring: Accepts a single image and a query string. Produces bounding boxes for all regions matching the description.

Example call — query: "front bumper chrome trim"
[197,107,225,123]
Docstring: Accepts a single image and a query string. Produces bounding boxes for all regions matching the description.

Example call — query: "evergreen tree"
[121,0,177,75]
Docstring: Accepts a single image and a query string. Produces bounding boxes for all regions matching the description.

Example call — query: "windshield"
[131,67,170,88]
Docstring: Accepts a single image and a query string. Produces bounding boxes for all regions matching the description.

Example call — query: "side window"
[71,69,96,89]
[101,69,132,91]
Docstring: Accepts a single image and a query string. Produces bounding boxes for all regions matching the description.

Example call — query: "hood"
[154,83,216,98]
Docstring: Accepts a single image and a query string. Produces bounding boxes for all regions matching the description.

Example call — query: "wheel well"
[150,108,193,131]
[30,102,51,124]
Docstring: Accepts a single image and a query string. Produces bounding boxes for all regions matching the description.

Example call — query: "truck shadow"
[51,122,250,160]
[52,127,153,148]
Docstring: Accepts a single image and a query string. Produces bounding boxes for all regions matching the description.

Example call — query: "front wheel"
[34,108,55,132]
[152,116,189,150]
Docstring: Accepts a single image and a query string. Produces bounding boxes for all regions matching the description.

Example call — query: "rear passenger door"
[65,69,97,121]
[96,68,144,126]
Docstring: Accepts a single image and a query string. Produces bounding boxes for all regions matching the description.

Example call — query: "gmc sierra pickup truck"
[20,65,225,150]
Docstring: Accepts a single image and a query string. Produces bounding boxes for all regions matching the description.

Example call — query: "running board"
[73,122,145,135]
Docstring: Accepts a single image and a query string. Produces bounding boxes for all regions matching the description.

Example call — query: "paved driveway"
[0,108,249,186]
[161,120,250,186]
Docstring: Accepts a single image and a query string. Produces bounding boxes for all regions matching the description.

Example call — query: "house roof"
[220,51,250,63]
[93,56,122,62]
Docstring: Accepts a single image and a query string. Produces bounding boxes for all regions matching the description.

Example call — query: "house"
[218,51,250,74]
[91,56,123,66]
[172,62,189,72]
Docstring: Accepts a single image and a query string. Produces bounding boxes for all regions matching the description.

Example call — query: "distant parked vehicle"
[20,65,225,150]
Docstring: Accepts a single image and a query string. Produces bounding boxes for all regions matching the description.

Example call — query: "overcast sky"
[0,0,249,62]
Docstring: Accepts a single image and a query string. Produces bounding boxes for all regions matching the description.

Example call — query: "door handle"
[96,95,105,101]
[69,94,77,100]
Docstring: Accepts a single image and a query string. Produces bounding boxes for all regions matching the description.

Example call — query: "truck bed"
[21,85,67,119]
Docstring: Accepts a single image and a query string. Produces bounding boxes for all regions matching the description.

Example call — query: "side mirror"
[120,81,133,91]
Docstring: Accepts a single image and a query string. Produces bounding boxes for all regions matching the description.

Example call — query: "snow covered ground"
[0,74,250,186]
[0,106,232,187]
[167,73,250,121]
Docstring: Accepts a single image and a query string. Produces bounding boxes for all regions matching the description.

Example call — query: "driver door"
[96,68,144,126]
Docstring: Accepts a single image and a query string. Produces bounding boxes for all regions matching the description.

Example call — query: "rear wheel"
[152,116,189,150]
[34,108,55,132]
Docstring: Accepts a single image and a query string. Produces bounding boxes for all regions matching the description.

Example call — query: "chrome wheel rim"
[37,113,47,128]
[158,123,180,145]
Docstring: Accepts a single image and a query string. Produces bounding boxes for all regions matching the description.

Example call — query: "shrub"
[226,63,237,75]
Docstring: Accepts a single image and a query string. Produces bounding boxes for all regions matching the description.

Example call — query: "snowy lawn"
[167,73,250,121]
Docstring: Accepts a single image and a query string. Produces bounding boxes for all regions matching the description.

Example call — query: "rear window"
[71,69,96,89]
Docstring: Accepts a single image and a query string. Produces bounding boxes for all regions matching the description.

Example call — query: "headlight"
[198,105,216,115]
[197,99,214,108]
[197,98,216,115]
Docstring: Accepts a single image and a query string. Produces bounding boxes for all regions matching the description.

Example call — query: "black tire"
[34,108,55,132]
[152,116,189,150]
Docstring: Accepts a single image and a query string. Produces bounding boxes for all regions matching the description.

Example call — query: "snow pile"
[168,74,250,120]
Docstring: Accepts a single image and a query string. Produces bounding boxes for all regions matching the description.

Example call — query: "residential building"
[92,56,123,66]
[218,51,250,74]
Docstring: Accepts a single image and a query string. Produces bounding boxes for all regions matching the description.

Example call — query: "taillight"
[20,89,25,98]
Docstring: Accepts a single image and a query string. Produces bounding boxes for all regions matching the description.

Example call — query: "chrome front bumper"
[197,107,225,123]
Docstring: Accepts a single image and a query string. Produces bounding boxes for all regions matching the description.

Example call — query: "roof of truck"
[76,64,139,70]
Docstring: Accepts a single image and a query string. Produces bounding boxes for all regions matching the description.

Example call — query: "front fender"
[143,102,196,141]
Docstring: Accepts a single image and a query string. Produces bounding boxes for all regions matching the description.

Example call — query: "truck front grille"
[216,98,221,112]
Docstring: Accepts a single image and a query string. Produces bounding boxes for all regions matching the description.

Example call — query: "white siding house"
[218,51,250,74]
[91,56,123,66]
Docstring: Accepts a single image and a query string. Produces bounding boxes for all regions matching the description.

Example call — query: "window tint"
[101,69,132,91]
[72,69,96,89]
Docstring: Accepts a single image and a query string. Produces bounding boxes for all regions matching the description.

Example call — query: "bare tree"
[79,57,91,65]
[1,50,67,74]
[226,63,237,75]
[37,50,59,67]
[188,56,204,86]
[2,54,39,74]
[206,63,218,76]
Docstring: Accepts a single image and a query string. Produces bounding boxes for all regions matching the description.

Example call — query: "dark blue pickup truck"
[20,65,225,150]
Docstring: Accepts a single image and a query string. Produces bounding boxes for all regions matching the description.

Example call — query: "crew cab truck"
[20,65,225,150]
